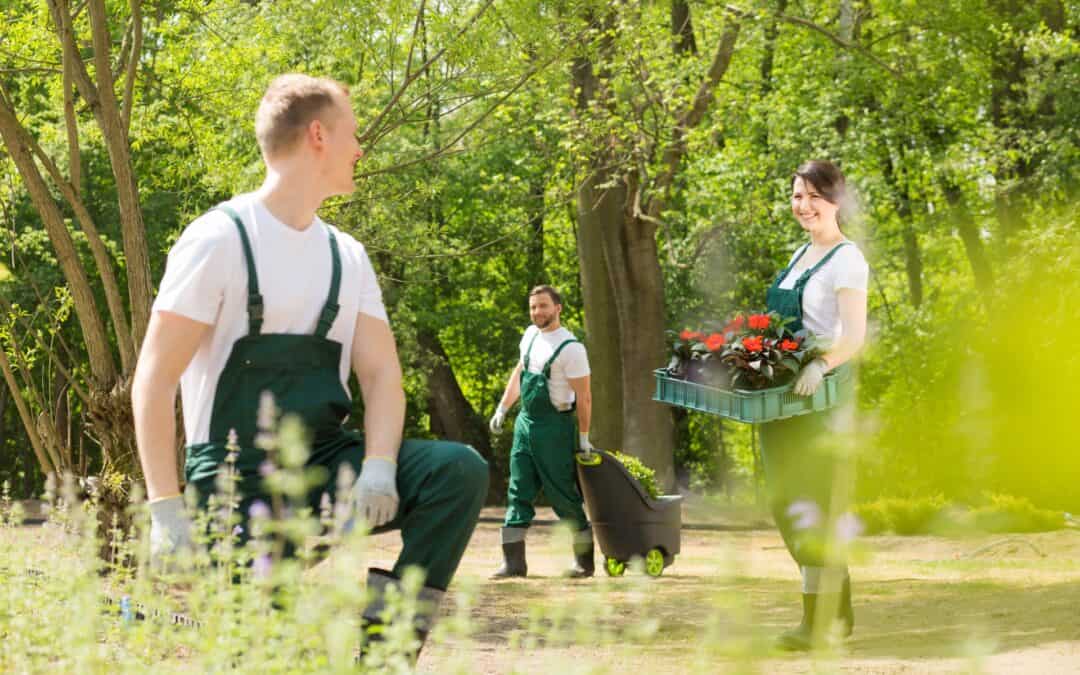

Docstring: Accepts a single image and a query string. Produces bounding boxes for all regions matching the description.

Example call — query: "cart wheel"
[604,557,626,577]
[644,549,665,577]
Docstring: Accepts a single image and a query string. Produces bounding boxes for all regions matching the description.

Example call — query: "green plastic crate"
[652,367,852,423]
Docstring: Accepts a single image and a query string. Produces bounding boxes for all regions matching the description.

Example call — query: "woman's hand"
[794,358,829,396]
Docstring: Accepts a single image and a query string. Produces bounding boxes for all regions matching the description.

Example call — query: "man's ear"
[307,119,326,148]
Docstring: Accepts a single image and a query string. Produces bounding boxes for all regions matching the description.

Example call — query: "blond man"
[132,74,488,655]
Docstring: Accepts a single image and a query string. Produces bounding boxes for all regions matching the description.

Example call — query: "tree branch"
[0,84,118,385]
[357,53,549,178]
[61,36,81,197]
[724,4,901,78]
[25,127,135,372]
[122,0,143,135]
[357,0,496,146]
[0,337,54,477]
[403,0,426,83]
[645,18,741,221]
[46,0,101,116]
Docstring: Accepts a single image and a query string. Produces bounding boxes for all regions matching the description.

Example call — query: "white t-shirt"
[778,241,869,341]
[152,194,387,445]
[517,325,590,411]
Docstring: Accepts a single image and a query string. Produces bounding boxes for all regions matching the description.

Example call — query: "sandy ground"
[351,507,1080,674]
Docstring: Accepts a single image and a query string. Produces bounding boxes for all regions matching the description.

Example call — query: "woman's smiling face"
[791,176,840,232]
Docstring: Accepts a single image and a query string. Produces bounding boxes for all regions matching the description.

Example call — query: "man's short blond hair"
[254,74,350,158]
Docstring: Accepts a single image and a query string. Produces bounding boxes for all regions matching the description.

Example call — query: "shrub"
[853,494,1064,535]
[970,494,1064,533]
[852,500,892,535]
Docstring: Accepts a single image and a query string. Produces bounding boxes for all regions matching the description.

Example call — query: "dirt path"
[358,508,1080,674]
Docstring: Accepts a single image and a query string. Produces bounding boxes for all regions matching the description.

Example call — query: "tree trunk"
[902,225,924,309]
[883,155,923,308]
[85,0,153,349]
[671,0,697,55]
[574,173,626,454]
[47,0,153,351]
[603,200,676,489]
[756,0,787,149]
[418,329,491,457]
[945,184,993,295]
[572,51,625,453]
[569,9,740,488]
[0,94,117,387]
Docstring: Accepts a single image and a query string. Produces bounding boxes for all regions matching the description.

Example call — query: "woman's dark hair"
[792,159,847,205]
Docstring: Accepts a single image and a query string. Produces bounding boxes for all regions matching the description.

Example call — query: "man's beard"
[533,314,555,329]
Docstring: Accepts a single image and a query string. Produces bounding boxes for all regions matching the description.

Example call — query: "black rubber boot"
[564,527,595,578]
[839,576,854,637]
[356,568,443,664]
[491,527,528,578]
[777,585,852,651]
[776,593,817,651]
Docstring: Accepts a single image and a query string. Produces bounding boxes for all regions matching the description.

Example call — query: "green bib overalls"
[182,205,489,589]
[503,333,588,530]
[760,241,854,572]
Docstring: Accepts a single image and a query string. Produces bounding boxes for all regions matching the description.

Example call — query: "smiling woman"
[758,159,870,651]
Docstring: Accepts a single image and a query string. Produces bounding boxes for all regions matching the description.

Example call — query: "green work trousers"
[503,411,587,530]
[759,405,854,572]
[187,432,488,590]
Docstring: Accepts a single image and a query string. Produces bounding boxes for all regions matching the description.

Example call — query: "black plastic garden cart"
[575,450,682,577]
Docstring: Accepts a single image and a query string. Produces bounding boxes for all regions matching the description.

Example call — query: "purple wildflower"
[835,512,865,543]
[253,554,272,580]
[248,500,271,520]
[787,500,821,531]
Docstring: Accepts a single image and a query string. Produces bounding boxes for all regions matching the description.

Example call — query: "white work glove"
[350,457,399,529]
[578,432,594,455]
[149,495,195,571]
[489,404,507,433]
[793,358,829,396]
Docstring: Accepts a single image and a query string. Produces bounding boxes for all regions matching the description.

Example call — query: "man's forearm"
[498,371,520,410]
[132,381,181,501]
[361,372,405,461]
[576,394,591,435]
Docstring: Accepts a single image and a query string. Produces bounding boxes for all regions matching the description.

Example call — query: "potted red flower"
[657,311,842,423]
[716,311,822,390]
[666,311,821,390]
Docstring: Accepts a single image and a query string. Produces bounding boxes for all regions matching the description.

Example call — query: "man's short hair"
[255,74,350,158]
[528,285,562,306]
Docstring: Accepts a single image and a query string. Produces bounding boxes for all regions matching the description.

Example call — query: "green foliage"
[854,495,949,536]
[969,495,1065,534]
[854,494,1064,536]
[1,0,1078,510]
[609,450,660,499]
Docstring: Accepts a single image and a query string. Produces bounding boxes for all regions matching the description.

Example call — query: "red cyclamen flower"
[742,336,764,352]
[748,313,771,330]
[705,333,724,351]
[780,339,800,351]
